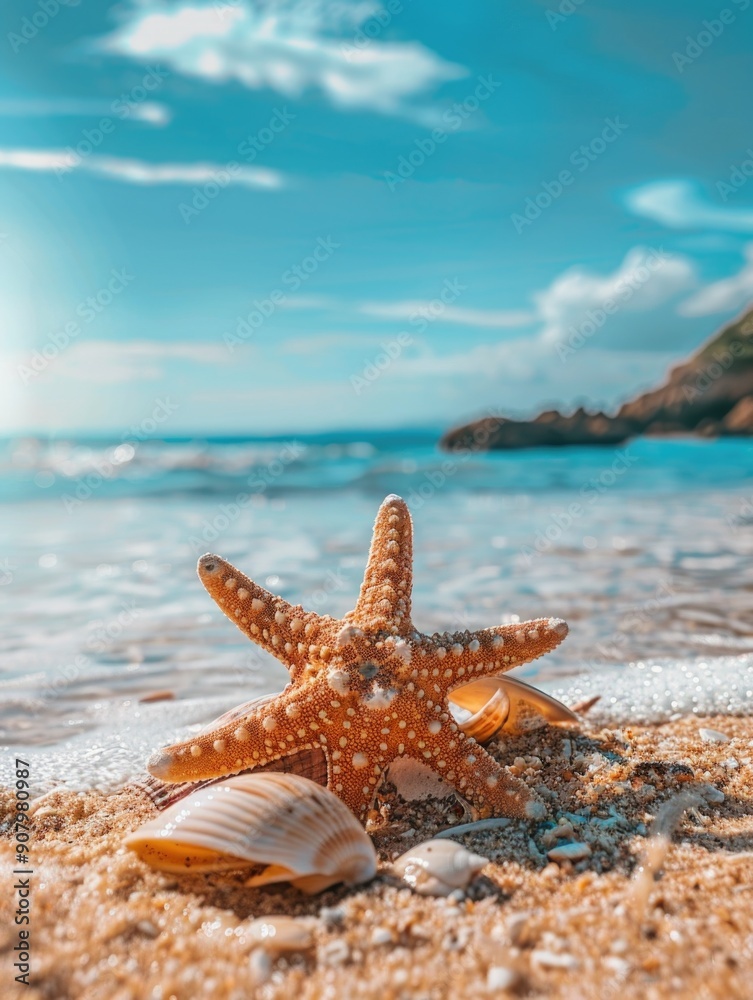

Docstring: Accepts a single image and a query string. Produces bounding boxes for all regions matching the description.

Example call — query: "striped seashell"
[125,772,377,894]
[449,675,578,742]
[392,838,489,896]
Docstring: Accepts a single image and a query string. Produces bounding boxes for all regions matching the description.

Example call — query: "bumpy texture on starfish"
[148,495,568,821]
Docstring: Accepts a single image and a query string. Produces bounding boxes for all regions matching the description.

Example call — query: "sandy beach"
[4,711,753,1000]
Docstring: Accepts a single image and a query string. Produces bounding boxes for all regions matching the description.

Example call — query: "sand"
[3,713,753,1000]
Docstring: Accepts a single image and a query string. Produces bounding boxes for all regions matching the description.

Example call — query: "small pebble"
[370,927,394,946]
[319,905,346,928]
[604,956,630,975]
[531,949,578,970]
[249,948,272,985]
[247,916,313,954]
[547,842,592,862]
[320,939,350,966]
[487,965,518,991]
[135,920,159,939]
[699,728,731,744]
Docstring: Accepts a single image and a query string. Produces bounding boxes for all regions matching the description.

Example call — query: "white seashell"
[125,772,377,893]
[392,838,488,896]
[449,675,578,742]
[247,916,314,953]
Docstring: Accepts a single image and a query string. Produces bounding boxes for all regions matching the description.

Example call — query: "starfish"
[148,495,568,821]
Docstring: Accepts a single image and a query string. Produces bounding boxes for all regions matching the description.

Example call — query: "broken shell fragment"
[449,675,578,742]
[547,841,592,863]
[125,772,377,894]
[392,838,489,896]
[247,916,314,954]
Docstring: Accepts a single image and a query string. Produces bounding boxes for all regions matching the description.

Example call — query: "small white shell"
[392,838,488,896]
[125,772,377,893]
[247,916,314,953]
[449,675,578,742]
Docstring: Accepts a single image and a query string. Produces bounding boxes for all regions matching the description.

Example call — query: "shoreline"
[3,712,753,999]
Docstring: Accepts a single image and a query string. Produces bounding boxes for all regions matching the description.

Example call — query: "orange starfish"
[148,495,568,821]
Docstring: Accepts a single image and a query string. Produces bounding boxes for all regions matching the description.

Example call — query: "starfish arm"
[197,553,333,673]
[147,689,315,783]
[429,617,569,691]
[345,494,413,633]
[422,730,545,820]
[328,757,387,822]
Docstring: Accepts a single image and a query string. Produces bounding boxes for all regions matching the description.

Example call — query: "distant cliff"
[441,305,753,451]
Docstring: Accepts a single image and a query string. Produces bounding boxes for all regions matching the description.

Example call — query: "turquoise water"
[2,433,753,752]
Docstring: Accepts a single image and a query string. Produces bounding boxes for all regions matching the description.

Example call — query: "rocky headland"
[441,305,753,451]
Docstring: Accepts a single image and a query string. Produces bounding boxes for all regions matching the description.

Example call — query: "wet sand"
[3,713,753,1000]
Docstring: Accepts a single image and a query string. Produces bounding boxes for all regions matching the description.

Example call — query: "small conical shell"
[125,772,377,894]
[449,675,578,742]
[392,838,488,896]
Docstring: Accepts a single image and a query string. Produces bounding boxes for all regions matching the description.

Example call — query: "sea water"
[1,432,752,791]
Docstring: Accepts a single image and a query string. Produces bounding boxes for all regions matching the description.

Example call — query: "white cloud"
[97,0,466,119]
[0,98,170,126]
[534,246,696,347]
[51,340,230,383]
[678,243,753,317]
[626,179,753,233]
[388,247,698,382]
[0,148,285,188]
[359,300,535,328]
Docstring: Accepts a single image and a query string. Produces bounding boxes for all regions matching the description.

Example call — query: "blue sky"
[1,0,753,435]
